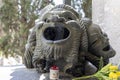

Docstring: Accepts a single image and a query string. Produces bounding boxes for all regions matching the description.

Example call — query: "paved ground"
[0,64,97,80]
[0,65,72,80]
[0,65,40,80]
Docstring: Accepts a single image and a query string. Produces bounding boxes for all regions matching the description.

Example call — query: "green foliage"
[0,0,53,57]
[98,57,104,70]
[73,63,120,80]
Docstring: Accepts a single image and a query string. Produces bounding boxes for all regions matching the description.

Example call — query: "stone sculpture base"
[39,61,98,80]
[39,73,98,80]
[39,72,72,80]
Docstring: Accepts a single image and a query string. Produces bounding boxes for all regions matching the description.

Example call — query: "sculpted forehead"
[41,9,78,22]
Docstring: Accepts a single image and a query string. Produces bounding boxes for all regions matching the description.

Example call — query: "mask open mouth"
[103,45,110,51]
[43,26,70,41]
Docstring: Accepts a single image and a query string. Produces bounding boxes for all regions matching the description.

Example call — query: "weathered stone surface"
[39,73,73,80]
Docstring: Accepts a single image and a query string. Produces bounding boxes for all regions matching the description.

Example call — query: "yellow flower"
[116,71,120,77]
[109,65,118,71]
[109,72,118,79]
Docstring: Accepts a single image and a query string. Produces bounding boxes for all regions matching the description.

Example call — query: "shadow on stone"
[10,67,40,80]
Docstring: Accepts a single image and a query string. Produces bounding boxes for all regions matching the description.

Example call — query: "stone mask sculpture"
[24,4,116,77]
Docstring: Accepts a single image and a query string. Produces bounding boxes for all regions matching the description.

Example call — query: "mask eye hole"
[44,18,47,22]
[43,18,50,23]
[67,17,73,20]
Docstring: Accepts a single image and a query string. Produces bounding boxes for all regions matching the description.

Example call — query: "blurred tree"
[0,0,91,58]
[71,0,92,18]
[81,0,92,18]
[0,0,53,57]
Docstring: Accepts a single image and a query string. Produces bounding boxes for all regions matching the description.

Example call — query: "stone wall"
[92,0,120,64]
